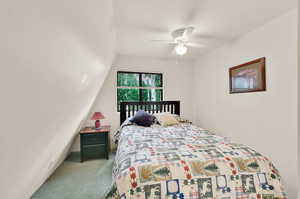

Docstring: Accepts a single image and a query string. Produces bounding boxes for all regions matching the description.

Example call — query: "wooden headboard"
[120,101,180,125]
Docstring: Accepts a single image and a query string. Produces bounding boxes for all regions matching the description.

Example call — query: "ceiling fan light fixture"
[175,44,187,55]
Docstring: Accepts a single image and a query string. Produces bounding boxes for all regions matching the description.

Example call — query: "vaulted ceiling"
[115,0,297,60]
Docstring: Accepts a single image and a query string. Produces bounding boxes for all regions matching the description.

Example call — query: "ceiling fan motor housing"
[171,26,194,42]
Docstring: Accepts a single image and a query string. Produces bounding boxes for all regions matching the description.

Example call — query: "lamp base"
[95,120,101,129]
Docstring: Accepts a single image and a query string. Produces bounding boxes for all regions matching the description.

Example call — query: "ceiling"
[114,0,296,60]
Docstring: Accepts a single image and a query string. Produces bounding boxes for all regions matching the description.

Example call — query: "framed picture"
[229,57,266,94]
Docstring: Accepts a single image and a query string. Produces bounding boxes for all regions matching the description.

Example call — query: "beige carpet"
[31,152,114,199]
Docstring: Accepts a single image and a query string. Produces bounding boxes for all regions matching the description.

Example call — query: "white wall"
[193,9,297,198]
[70,55,195,151]
[0,0,116,198]
[298,1,300,199]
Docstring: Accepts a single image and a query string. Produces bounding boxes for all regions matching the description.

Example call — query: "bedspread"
[105,123,286,199]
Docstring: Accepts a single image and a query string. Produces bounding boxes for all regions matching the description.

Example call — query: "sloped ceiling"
[0,0,116,198]
[115,0,297,60]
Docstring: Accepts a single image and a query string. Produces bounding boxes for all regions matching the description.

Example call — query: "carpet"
[31,152,114,199]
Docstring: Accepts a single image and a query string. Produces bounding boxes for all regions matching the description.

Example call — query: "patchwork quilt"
[105,122,286,199]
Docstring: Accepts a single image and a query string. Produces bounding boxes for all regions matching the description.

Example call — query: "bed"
[105,101,286,199]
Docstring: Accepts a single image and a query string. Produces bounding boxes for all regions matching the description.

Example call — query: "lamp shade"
[91,112,105,120]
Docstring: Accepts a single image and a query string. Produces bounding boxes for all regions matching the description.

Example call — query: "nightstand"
[79,125,110,162]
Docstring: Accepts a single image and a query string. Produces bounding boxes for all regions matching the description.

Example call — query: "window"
[117,71,163,111]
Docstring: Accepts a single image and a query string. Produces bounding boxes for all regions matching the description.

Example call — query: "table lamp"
[91,112,105,129]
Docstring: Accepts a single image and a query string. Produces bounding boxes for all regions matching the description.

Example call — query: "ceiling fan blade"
[150,39,177,44]
[192,34,232,43]
[186,42,205,48]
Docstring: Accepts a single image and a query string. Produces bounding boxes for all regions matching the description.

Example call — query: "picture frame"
[229,57,266,94]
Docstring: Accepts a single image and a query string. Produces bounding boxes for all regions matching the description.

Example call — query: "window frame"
[117,71,163,111]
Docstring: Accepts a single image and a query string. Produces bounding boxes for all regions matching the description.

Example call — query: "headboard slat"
[120,101,180,125]
[127,105,131,118]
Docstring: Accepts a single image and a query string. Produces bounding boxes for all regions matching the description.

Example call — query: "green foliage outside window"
[117,73,139,87]
[117,72,163,111]
[141,89,162,101]
[141,73,162,87]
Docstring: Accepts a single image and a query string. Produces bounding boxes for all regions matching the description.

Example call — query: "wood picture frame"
[229,57,266,94]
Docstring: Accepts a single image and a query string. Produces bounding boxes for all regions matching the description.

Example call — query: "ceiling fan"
[150,26,204,56]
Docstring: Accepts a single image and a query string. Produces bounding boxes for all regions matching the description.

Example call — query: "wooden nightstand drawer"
[81,133,106,145]
[82,144,106,160]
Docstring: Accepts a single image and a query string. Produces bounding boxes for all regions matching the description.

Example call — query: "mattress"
[105,122,286,199]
